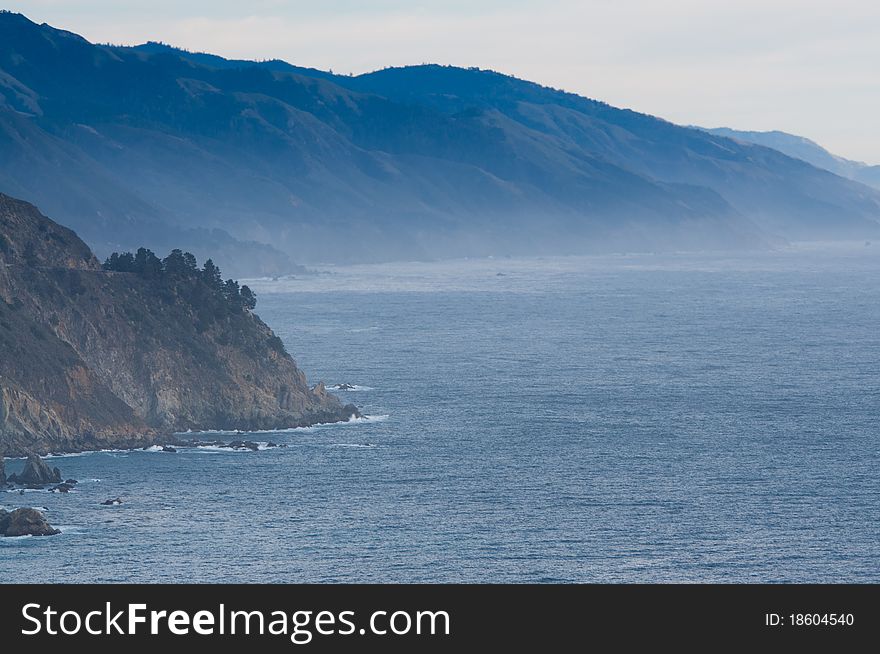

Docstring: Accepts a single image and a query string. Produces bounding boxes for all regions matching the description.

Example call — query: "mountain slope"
[336,65,880,239]
[701,127,880,191]
[1,11,879,269]
[0,192,355,456]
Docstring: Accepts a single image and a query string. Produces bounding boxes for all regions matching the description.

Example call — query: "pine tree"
[163,249,188,277]
[240,285,257,311]
[183,251,198,272]
[222,278,241,306]
[202,259,223,290]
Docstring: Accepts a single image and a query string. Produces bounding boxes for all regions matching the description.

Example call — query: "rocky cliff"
[0,193,356,455]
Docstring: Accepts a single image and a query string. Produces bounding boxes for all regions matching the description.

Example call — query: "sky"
[7,0,879,163]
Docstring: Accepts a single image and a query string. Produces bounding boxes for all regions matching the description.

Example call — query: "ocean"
[2,246,879,582]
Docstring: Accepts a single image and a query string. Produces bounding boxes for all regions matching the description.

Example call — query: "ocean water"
[2,246,879,583]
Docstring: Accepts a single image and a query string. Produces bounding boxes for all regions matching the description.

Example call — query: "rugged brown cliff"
[0,193,356,455]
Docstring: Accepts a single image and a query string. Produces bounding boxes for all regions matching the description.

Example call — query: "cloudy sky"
[8,0,879,163]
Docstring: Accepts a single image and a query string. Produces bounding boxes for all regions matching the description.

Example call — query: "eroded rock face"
[0,193,355,455]
[0,508,61,537]
[7,452,61,486]
[0,456,5,485]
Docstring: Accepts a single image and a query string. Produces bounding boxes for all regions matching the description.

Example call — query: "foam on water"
[190,443,273,452]
[344,414,388,424]
[176,413,388,436]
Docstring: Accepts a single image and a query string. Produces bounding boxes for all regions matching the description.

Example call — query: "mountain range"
[1,11,879,274]
[700,127,880,191]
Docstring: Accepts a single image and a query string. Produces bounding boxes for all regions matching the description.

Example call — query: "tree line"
[103,248,256,311]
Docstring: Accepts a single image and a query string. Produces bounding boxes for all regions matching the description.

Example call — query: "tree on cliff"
[201,259,223,290]
[162,249,191,277]
[134,248,163,279]
[240,285,257,311]
[102,248,255,315]
[223,279,241,308]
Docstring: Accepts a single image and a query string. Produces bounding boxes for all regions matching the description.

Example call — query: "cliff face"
[0,193,356,455]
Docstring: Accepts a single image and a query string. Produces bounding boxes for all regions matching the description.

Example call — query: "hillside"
[701,127,880,191]
[1,12,880,270]
[0,192,355,456]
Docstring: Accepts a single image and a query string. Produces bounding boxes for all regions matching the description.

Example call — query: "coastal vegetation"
[103,248,258,316]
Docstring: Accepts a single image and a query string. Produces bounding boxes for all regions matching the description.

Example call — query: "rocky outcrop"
[0,193,357,455]
[0,508,61,536]
[6,452,62,486]
[185,439,287,451]
[0,455,5,485]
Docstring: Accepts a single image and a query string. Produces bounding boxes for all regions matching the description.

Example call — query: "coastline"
[1,406,361,458]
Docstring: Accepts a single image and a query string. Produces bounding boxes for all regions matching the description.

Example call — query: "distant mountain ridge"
[1,11,879,272]
[700,127,880,191]
[123,41,338,80]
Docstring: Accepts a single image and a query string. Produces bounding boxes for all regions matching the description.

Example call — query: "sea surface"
[3,245,879,582]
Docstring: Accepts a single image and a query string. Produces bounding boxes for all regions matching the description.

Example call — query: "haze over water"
[3,245,878,582]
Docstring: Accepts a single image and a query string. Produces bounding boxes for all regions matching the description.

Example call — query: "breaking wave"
[329,384,374,391]
[191,442,274,452]
[177,413,389,436]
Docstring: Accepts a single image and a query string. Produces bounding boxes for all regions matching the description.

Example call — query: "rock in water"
[7,452,62,486]
[0,508,61,537]
[228,440,261,451]
[101,498,123,506]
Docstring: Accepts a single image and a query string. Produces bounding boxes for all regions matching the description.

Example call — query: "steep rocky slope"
[0,193,355,456]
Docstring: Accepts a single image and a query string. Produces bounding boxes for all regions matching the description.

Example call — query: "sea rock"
[332,383,356,391]
[228,440,261,451]
[161,445,177,453]
[187,439,289,451]
[64,479,78,485]
[49,483,75,493]
[7,452,62,486]
[0,508,61,537]
[101,497,123,506]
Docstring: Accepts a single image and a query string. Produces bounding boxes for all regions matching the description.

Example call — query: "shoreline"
[1,409,367,459]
